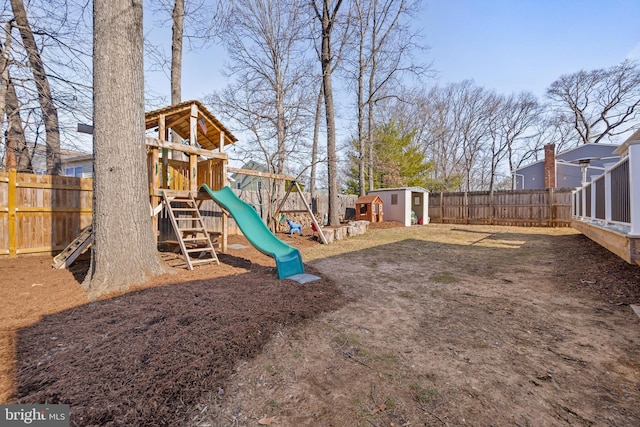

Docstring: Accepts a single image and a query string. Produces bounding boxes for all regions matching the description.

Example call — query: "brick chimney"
[543,143,556,188]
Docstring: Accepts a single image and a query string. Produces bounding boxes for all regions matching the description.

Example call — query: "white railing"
[572,141,640,235]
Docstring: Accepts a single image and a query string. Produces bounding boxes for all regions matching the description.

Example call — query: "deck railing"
[572,154,632,232]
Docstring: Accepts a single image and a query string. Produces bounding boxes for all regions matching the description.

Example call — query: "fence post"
[604,169,612,223]
[8,169,16,257]
[464,191,468,224]
[439,191,444,223]
[547,187,553,226]
[628,142,640,236]
[489,190,494,225]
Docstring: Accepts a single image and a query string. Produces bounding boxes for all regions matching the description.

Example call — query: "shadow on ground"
[15,267,344,426]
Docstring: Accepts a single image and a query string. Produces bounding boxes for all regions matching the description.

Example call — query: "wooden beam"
[159,114,168,189]
[164,115,188,132]
[189,104,198,192]
[227,167,294,181]
[294,180,327,244]
[145,138,228,159]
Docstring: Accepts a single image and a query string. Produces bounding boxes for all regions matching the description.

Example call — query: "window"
[359,204,367,215]
[65,166,83,177]
[391,194,398,205]
[414,196,421,206]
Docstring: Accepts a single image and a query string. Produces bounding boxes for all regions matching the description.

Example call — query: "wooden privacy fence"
[428,188,573,227]
[1,170,359,257]
[0,170,92,256]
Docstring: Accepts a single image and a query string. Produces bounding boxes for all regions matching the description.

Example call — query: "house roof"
[356,195,383,204]
[145,100,238,151]
[614,129,640,156]
[516,143,620,172]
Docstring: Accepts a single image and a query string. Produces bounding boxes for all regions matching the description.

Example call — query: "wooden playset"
[54,100,325,272]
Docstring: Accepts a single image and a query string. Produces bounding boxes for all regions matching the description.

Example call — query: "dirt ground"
[1,224,640,426]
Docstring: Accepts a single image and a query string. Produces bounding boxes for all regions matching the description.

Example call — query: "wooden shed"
[355,195,384,223]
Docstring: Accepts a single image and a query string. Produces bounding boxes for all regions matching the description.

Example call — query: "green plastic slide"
[199,184,305,279]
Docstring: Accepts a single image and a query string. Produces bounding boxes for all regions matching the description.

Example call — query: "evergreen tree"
[344,120,439,192]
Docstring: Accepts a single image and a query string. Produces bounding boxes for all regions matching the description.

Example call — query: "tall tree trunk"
[6,79,31,172]
[0,21,11,139]
[171,0,183,105]
[274,69,285,207]
[310,82,323,204]
[87,0,165,298]
[10,0,61,175]
[315,0,343,226]
[366,9,378,192]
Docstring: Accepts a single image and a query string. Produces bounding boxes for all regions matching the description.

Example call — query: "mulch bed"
[14,262,344,426]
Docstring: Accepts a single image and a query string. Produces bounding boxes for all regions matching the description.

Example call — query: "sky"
[419,0,640,98]
[145,0,640,103]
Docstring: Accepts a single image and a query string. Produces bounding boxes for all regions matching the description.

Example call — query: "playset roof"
[145,100,238,151]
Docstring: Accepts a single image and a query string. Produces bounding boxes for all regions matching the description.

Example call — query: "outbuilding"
[367,187,429,226]
[355,195,384,223]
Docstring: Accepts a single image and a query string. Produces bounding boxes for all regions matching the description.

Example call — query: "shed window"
[391,194,398,205]
[360,204,367,215]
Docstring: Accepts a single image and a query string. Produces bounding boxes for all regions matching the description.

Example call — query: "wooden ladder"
[162,191,219,270]
[52,225,93,269]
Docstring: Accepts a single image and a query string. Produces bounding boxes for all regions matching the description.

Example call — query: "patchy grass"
[430,271,459,284]
[410,383,438,404]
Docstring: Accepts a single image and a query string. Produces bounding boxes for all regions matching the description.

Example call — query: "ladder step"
[182,237,209,242]
[179,227,205,232]
[187,247,213,253]
[172,207,198,212]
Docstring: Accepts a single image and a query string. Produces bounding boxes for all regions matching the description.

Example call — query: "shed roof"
[145,100,238,151]
[368,186,429,193]
[356,195,383,204]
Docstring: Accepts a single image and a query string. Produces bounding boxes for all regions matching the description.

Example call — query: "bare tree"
[546,60,640,145]
[145,0,224,106]
[210,0,314,220]
[309,82,324,202]
[345,0,426,195]
[171,0,183,105]
[87,0,165,298]
[9,0,61,174]
[312,0,345,226]
[487,91,541,192]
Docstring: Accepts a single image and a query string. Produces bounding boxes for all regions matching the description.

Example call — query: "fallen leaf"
[370,403,387,415]
[258,417,275,425]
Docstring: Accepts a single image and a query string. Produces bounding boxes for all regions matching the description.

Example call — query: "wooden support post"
[272,181,295,232]
[294,181,327,244]
[220,131,228,253]
[189,104,198,193]
[8,169,17,257]
[159,114,168,188]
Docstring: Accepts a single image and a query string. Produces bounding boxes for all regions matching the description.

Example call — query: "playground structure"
[55,100,323,279]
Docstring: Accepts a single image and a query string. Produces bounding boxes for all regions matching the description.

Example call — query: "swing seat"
[286,219,302,235]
